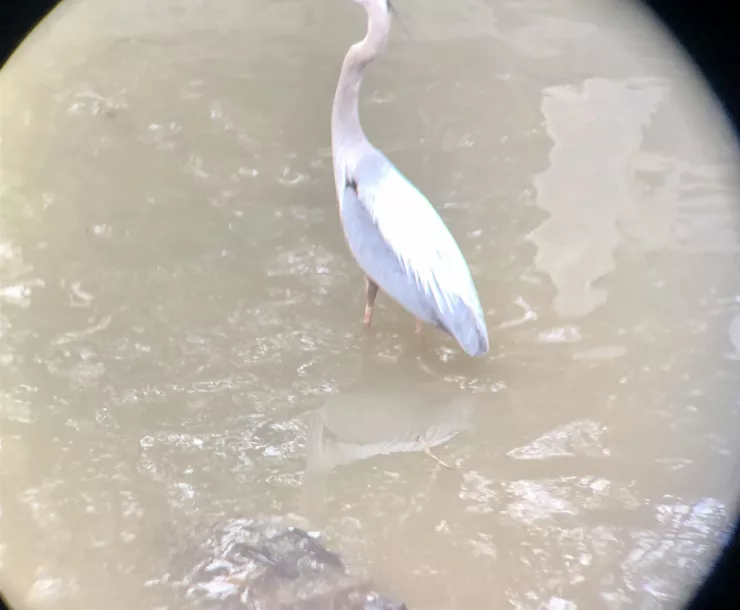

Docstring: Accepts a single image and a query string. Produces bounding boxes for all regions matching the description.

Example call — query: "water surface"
[1,0,740,608]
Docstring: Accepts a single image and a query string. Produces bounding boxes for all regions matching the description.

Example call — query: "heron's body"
[331,0,489,357]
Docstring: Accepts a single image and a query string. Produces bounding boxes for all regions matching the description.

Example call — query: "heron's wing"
[341,150,489,355]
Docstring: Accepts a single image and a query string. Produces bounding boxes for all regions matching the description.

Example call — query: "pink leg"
[363,277,379,328]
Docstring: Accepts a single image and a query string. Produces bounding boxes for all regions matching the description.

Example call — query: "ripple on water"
[507,419,610,460]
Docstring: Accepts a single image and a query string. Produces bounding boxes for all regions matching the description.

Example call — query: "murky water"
[2,0,740,608]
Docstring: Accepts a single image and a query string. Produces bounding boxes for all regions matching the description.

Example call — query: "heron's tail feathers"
[439,297,489,357]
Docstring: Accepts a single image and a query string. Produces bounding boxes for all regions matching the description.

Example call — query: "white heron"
[331,0,490,357]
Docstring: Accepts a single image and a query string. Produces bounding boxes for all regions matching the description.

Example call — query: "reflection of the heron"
[301,379,477,512]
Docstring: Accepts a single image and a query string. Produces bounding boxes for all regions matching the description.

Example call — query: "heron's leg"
[363,277,379,328]
[415,318,424,334]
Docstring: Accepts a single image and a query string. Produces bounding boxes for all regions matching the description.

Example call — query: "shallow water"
[1,0,740,608]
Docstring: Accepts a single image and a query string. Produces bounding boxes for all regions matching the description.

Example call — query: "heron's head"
[350,0,395,16]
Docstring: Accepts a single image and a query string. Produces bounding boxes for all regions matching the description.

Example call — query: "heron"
[331,0,490,357]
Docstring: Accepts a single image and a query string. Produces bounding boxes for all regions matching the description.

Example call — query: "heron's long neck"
[332,8,390,149]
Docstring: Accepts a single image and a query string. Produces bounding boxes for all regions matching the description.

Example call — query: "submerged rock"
[168,519,407,609]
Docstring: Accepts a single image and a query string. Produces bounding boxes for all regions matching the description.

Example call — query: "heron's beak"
[387,0,411,37]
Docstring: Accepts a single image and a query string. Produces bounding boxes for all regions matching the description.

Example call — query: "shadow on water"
[300,354,482,521]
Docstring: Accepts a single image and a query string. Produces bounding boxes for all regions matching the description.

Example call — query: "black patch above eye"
[346,177,358,193]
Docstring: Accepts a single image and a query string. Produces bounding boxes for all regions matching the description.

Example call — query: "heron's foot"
[415,318,424,334]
